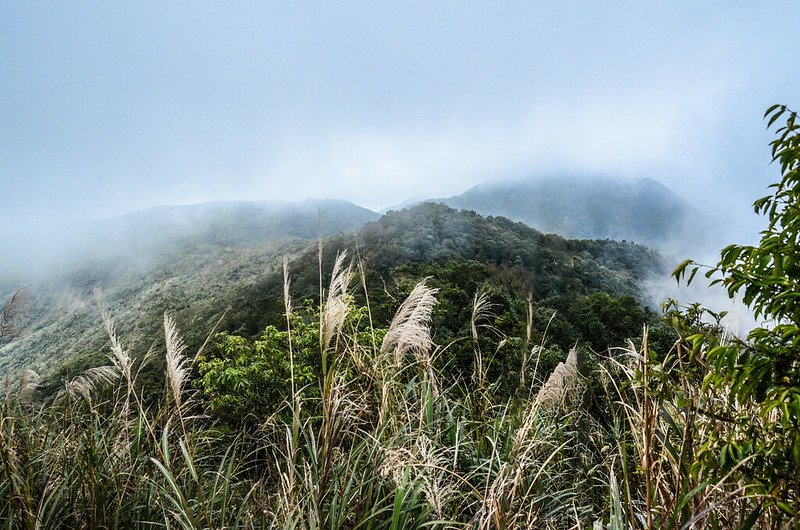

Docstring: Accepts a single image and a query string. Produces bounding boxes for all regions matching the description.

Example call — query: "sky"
[1,1,798,236]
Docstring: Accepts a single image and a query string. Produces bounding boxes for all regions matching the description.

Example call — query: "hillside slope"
[0,199,378,375]
[222,203,665,373]
[2,201,666,390]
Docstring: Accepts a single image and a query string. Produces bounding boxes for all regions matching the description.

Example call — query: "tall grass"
[0,260,782,528]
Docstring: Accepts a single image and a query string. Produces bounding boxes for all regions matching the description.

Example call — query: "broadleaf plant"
[672,104,800,523]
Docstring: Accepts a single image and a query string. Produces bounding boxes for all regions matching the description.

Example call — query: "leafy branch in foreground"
[671,104,800,523]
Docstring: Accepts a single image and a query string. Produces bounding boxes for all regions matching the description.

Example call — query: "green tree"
[674,105,800,520]
[198,302,383,423]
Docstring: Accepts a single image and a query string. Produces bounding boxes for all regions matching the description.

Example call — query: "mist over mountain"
[437,176,712,253]
[1,175,712,378]
[0,199,378,374]
[0,199,377,288]
[0,198,665,386]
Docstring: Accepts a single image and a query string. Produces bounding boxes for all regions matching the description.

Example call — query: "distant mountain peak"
[438,175,709,251]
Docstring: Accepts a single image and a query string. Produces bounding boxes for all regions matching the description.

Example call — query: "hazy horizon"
[3,2,799,240]
[0,173,708,234]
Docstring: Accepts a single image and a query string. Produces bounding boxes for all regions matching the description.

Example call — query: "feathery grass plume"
[164,313,189,410]
[470,290,494,343]
[18,369,39,401]
[380,280,438,367]
[283,255,293,318]
[470,290,494,388]
[0,287,29,343]
[535,347,581,408]
[65,365,120,401]
[322,251,353,352]
[102,309,133,387]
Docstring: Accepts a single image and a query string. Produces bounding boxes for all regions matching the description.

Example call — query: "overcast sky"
[1,1,798,235]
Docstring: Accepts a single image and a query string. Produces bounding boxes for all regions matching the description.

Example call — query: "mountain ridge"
[0,198,379,375]
[0,198,378,289]
[412,175,711,252]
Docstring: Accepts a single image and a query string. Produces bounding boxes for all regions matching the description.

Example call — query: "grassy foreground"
[0,251,780,529]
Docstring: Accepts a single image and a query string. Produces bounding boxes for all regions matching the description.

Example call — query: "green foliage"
[671,105,800,523]
[222,204,663,396]
[0,162,681,527]
[0,275,665,529]
[199,324,318,420]
[198,302,385,423]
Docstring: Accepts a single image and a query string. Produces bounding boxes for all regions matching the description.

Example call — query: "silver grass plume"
[283,255,292,317]
[65,366,120,401]
[101,310,133,387]
[164,313,189,410]
[535,347,581,407]
[322,251,353,351]
[18,369,39,401]
[471,290,494,386]
[471,290,494,343]
[0,287,28,343]
[380,281,439,367]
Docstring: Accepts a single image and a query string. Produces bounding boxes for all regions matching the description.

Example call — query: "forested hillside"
[0,199,378,377]
[1,199,666,395]
[5,125,798,525]
[3,2,796,526]
[4,114,799,525]
[225,202,663,354]
[177,202,667,421]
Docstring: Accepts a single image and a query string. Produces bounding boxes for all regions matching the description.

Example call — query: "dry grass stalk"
[376,281,439,427]
[322,251,353,352]
[380,281,438,368]
[535,347,581,408]
[474,394,572,529]
[164,313,189,410]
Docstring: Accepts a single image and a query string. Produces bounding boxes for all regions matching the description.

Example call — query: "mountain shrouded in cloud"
[0,199,378,284]
[1,2,797,235]
[0,198,379,375]
[0,201,664,383]
[438,176,711,252]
